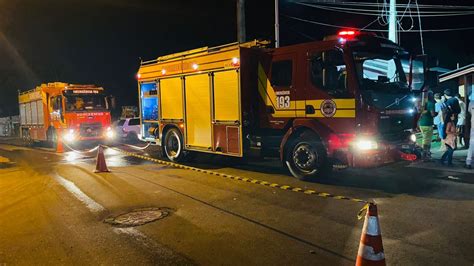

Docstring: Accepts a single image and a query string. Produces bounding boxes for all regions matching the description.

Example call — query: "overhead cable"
[294,2,474,17]
[283,14,474,32]
[298,1,474,10]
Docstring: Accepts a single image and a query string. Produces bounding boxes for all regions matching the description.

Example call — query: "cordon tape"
[105,145,372,206]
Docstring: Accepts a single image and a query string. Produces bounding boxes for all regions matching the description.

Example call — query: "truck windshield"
[65,95,107,112]
[353,50,410,91]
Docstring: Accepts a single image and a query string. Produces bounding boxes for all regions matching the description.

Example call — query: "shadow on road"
[134,144,474,201]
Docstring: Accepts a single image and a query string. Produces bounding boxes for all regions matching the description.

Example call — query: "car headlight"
[63,129,75,142]
[354,139,378,151]
[410,133,417,143]
[106,127,115,139]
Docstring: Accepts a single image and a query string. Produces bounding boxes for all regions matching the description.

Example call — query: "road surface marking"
[108,146,369,205]
[113,227,191,262]
[54,174,105,213]
[0,144,32,152]
[0,156,10,163]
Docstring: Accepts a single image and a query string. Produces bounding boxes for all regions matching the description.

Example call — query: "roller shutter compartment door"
[185,74,212,149]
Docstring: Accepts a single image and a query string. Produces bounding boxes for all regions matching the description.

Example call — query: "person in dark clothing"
[442,89,461,138]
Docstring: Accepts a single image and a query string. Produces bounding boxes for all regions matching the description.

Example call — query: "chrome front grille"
[80,122,102,137]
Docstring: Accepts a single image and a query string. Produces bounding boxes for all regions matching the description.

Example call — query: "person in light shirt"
[455,93,466,148]
[434,93,444,142]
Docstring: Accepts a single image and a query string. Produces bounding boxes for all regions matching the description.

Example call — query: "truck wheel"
[163,128,185,162]
[47,128,57,149]
[22,129,32,147]
[127,132,139,144]
[285,131,329,180]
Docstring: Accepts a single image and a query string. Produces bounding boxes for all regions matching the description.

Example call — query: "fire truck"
[18,82,115,146]
[136,31,426,179]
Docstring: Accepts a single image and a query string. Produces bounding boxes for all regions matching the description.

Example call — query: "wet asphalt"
[0,139,473,265]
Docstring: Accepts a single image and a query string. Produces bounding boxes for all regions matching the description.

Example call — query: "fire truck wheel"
[47,128,58,149]
[285,131,328,180]
[163,128,185,162]
[22,128,33,147]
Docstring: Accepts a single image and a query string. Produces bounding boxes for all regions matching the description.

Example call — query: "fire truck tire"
[163,127,185,162]
[285,131,329,180]
[22,128,32,147]
[47,128,58,149]
[126,132,139,144]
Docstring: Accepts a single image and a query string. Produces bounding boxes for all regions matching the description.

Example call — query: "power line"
[283,14,474,32]
[299,1,474,10]
[294,2,474,17]
[415,0,425,54]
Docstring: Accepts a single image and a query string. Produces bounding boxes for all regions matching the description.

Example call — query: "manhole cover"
[104,208,171,227]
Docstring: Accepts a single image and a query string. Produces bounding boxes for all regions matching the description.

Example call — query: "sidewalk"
[412,131,472,174]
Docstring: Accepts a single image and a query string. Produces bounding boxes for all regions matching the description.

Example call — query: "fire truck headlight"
[410,133,417,143]
[354,139,378,151]
[106,127,115,139]
[64,129,76,142]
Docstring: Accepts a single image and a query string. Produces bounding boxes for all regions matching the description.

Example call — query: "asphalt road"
[0,140,473,265]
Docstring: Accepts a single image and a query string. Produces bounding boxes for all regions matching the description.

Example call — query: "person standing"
[434,93,445,142]
[465,99,474,169]
[455,93,466,148]
[440,113,457,166]
[418,91,436,160]
[442,89,461,125]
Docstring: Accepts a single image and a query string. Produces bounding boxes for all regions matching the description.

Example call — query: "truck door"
[266,54,297,128]
[139,82,159,140]
[305,49,354,119]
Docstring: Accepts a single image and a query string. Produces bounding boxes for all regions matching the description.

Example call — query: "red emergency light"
[338,30,358,36]
[337,30,359,44]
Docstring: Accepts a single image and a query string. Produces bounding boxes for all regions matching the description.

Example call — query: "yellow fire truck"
[19,82,114,146]
[137,33,426,179]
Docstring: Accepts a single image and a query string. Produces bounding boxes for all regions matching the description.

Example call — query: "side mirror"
[323,66,338,89]
[108,95,117,110]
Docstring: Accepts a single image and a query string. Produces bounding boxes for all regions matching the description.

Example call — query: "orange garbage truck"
[136,32,428,179]
[18,82,115,146]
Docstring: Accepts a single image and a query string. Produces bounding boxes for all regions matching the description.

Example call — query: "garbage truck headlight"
[64,129,75,142]
[410,133,417,143]
[354,139,378,151]
[106,127,115,139]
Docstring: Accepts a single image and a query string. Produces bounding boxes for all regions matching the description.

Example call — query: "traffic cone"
[56,129,64,153]
[356,203,386,266]
[94,145,110,173]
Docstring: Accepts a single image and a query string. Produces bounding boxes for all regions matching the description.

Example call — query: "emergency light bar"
[338,30,358,36]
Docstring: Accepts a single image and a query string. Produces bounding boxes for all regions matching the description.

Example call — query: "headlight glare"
[354,139,378,151]
[63,129,75,142]
[106,130,115,139]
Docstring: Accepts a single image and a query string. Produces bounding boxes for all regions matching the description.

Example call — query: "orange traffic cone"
[356,203,386,266]
[56,129,64,153]
[94,145,110,173]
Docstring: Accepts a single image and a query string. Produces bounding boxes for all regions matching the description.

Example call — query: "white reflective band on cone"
[366,216,381,236]
[358,245,385,261]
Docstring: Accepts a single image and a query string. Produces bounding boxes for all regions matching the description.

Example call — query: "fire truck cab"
[137,31,425,179]
[19,82,114,147]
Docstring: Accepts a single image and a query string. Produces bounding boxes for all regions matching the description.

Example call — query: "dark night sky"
[0,0,473,116]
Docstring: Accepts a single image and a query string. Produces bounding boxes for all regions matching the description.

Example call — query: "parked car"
[116,118,141,143]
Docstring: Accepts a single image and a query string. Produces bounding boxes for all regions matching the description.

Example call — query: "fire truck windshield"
[353,50,409,91]
[65,95,107,112]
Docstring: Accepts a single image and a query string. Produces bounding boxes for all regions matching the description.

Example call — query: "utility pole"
[237,0,246,43]
[275,0,280,48]
[388,0,398,43]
